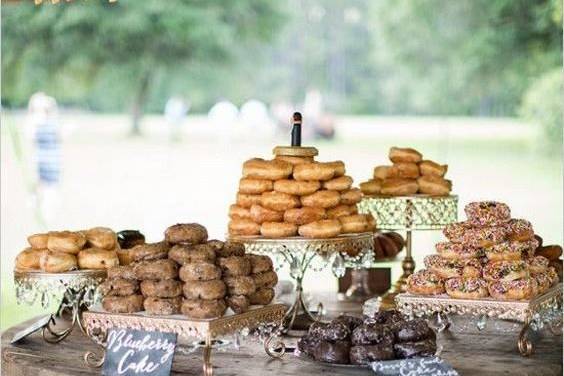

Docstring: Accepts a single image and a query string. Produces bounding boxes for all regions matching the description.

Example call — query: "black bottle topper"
[291,112,302,146]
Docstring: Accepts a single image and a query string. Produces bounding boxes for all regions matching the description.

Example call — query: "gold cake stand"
[14,269,106,343]
[393,284,563,356]
[228,233,374,333]
[82,304,286,376]
[358,194,458,310]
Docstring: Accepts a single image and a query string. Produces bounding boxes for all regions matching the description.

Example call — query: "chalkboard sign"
[103,328,177,376]
[11,315,52,344]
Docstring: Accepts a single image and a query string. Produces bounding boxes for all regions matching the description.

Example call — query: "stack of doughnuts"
[100,265,144,313]
[534,242,563,282]
[407,201,559,300]
[16,227,120,273]
[214,242,252,315]
[228,155,375,238]
[248,255,277,306]
[359,147,452,196]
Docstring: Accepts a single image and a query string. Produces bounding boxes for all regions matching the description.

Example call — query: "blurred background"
[1,0,562,329]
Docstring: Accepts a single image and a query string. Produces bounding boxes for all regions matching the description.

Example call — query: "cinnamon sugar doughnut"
[419,160,447,177]
[340,188,362,205]
[183,280,226,300]
[224,276,256,295]
[260,222,298,238]
[228,219,260,236]
[464,201,511,227]
[485,239,538,261]
[217,256,251,277]
[483,260,529,282]
[389,147,422,163]
[260,191,300,211]
[275,155,314,165]
[249,288,275,305]
[252,271,278,288]
[488,278,537,300]
[325,161,346,177]
[226,295,250,313]
[322,176,353,191]
[284,207,326,225]
[27,233,48,249]
[435,242,484,260]
[373,166,391,180]
[273,179,320,196]
[505,219,534,242]
[107,265,136,280]
[39,251,77,273]
[47,231,86,254]
[130,241,170,262]
[144,297,182,315]
[217,242,246,258]
[417,176,451,196]
[15,248,46,270]
[84,227,116,250]
[134,259,178,280]
[298,220,342,238]
[406,270,444,295]
[242,158,293,180]
[389,163,419,179]
[179,262,222,281]
[326,205,357,219]
[77,248,119,270]
[168,243,216,265]
[165,223,208,244]
[100,278,139,297]
[181,299,227,319]
[248,255,273,274]
[103,295,144,313]
[236,192,263,208]
[238,178,273,194]
[445,278,488,299]
[380,179,418,196]
[360,179,382,195]
[250,204,284,224]
[339,215,368,234]
[301,190,341,208]
[293,162,335,181]
[229,204,252,220]
[140,280,182,298]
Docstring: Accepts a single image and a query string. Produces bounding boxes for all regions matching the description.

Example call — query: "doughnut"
[248,255,273,274]
[351,323,394,345]
[260,191,300,211]
[326,205,356,219]
[102,294,144,313]
[284,207,326,225]
[370,310,405,326]
[297,335,321,357]
[274,155,314,165]
[322,176,353,191]
[444,277,488,299]
[301,190,340,208]
[293,162,335,181]
[443,222,508,247]
[340,188,362,205]
[238,178,273,194]
[217,242,245,258]
[485,239,538,261]
[532,272,552,294]
[333,315,364,331]
[242,158,293,180]
[313,340,351,364]
[249,204,284,224]
[365,214,377,232]
[236,192,262,208]
[534,234,543,248]
[207,240,224,252]
[169,243,216,265]
[107,265,136,280]
[464,201,511,227]
[165,223,208,244]
[100,279,139,297]
[424,255,463,278]
[248,287,275,305]
[406,269,444,295]
[130,241,170,262]
[547,266,560,285]
[140,279,182,298]
[373,166,391,180]
[389,163,420,179]
[117,230,145,249]
[260,222,298,238]
[435,242,484,260]
[419,160,447,177]
[226,295,250,314]
[339,214,368,234]
[315,321,350,342]
[181,299,227,319]
[393,340,436,359]
[251,270,278,288]
[217,256,251,277]
[229,205,251,220]
[47,231,86,254]
[133,259,178,280]
[389,147,422,163]
[77,248,119,270]
[529,255,550,274]
[535,245,562,261]
[381,178,418,196]
[179,262,222,281]
[115,247,132,266]
[417,175,452,196]
[488,278,537,300]
[298,220,342,239]
[27,233,48,249]
[325,161,346,177]
[395,319,434,343]
[84,227,116,250]
[15,248,46,270]
[39,251,77,272]
[360,179,382,195]
[273,179,320,196]
[483,260,529,282]
[505,219,534,241]
[350,344,395,364]
[144,297,182,315]
[224,276,256,295]
[228,219,260,236]
[462,258,483,278]
[183,280,226,300]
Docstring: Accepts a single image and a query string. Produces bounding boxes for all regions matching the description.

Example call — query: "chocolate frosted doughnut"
[371,310,405,327]
[248,287,275,305]
[183,280,226,300]
[165,223,208,244]
[224,276,256,295]
[251,271,278,288]
[394,339,436,359]
[394,319,431,342]
[297,335,321,357]
[169,243,216,265]
[308,321,328,337]
[216,242,246,258]
[217,256,251,277]
[317,321,350,341]
[350,344,395,364]
[144,297,182,315]
[99,278,139,296]
[129,241,170,262]
[107,265,136,280]
[140,279,183,298]
[248,254,273,274]
[226,294,250,314]
[179,262,222,282]
[117,230,145,249]
[464,201,511,227]
[181,299,227,319]
[102,294,144,313]
[351,324,394,346]
[333,315,364,331]
[313,340,351,364]
[133,259,178,280]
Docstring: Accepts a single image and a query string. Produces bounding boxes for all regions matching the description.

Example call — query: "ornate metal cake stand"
[358,195,458,310]
[14,269,106,343]
[82,304,286,376]
[228,233,374,333]
[392,284,563,356]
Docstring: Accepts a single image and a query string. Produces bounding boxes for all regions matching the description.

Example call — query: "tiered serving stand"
[359,194,458,310]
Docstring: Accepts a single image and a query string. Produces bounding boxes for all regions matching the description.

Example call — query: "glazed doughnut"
[260,222,298,238]
[117,230,145,250]
[406,269,444,295]
[298,220,342,239]
[130,241,170,262]
[216,242,245,258]
[226,295,250,314]
[224,276,256,295]
[249,204,284,224]
[462,258,483,278]
[84,227,116,250]
[140,279,182,298]
[134,259,178,280]
[464,201,511,227]
[238,178,273,194]
[236,193,262,208]
[380,178,418,196]
[535,245,562,261]
[15,248,46,270]
[483,260,529,282]
[435,242,484,260]
[47,231,86,254]
[340,188,362,205]
[322,176,353,191]
[293,162,335,181]
[424,255,463,278]
[326,205,356,219]
[419,160,447,177]
[100,278,139,297]
[373,166,391,180]
[229,205,252,220]
[181,299,227,319]
[339,215,368,234]
[179,262,222,281]
[248,287,275,305]
[301,190,341,208]
[505,219,534,241]
[445,278,488,299]
[217,256,251,277]
[77,248,119,270]
[360,179,382,195]
[365,214,377,232]
[252,271,278,288]
[248,255,273,274]
[532,271,552,294]
[528,255,549,274]
[39,251,77,273]
[27,233,48,249]
[443,222,508,247]
[389,163,419,179]
[283,207,326,225]
[485,239,538,261]
[169,243,216,265]
[389,147,422,163]
[417,175,451,196]
[242,158,293,180]
[488,278,537,300]
[325,161,346,177]
[144,297,182,315]
[107,265,136,280]
[228,219,260,236]
[274,155,314,165]
[183,280,226,300]
[260,191,300,211]
[102,294,144,313]
[165,223,208,244]
[273,179,320,196]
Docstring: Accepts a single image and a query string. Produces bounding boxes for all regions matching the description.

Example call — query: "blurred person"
[239,99,274,139]
[270,100,294,137]
[303,89,335,140]
[208,99,239,143]
[164,96,189,142]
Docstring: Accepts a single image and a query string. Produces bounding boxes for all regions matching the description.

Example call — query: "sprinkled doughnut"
[528,255,550,274]
[505,219,534,242]
[445,277,488,299]
[273,179,320,196]
[485,239,538,261]
[488,278,537,300]
[301,190,341,208]
[464,201,511,226]
[443,222,508,248]
[532,271,552,294]
[435,242,484,260]
[483,260,529,282]
[424,255,463,279]
[406,269,444,295]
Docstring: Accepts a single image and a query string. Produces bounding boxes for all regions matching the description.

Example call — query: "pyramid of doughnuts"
[228,154,376,238]
[359,147,452,196]
[407,201,559,301]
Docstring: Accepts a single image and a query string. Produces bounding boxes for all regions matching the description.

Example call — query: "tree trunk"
[130,70,152,136]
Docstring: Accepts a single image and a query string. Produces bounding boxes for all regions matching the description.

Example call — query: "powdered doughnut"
[505,219,534,242]
[77,248,119,270]
[165,223,208,244]
[217,256,251,277]
[15,248,46,270]
[224,276,256,295]
[249,287,275,305]
[84,227,116,250]
[435,242,484,260]
[39,251,77,273]
[181,299,227,319]
[325,161,346,177]
[217,242,245,258]
[322,176,353,191]
[293,162,335,181]
[381,178,418,196]
[301,190,341,208]
[228,219,260,236]
[144,297,182,315]
[464,201,511,227]
[238,178,273,194]
[389,163,419,179]
[529,255,550,274]
[389,147,422,163]
[260,222,298,238]
[248,255,273,274]
[140,279,182,298]
[103,294,144,313]
[326,205,357,219]
[373,166,391,180]
[134,259,178,280]
[226,295,250,314]
[168,243,216,265]
[339,215,368,234]
[100,278,139,297]
[252,271,278,288]
[284,207,326,225]
[419,160,447,177]
[406,270,444,295]
[483,260,529,282]
[130,241,170,262]
[273,179,320,196]
[242,158,293,180]
[340,188,362,205]
[360,179,382,195]
[179,262,222,281]
[236,192,262,208]
[229,205,252,220]
[27,233,48,249]
[298,220,342,239]
[274,155,314,165]
[183,280,226,300]
[417,175,452,196]
[249,204,284,224]
[488,278,537,300]
[485,239,538,261]
[260,191,300,211]
[47,231,86,254]
[445,277,488,299]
